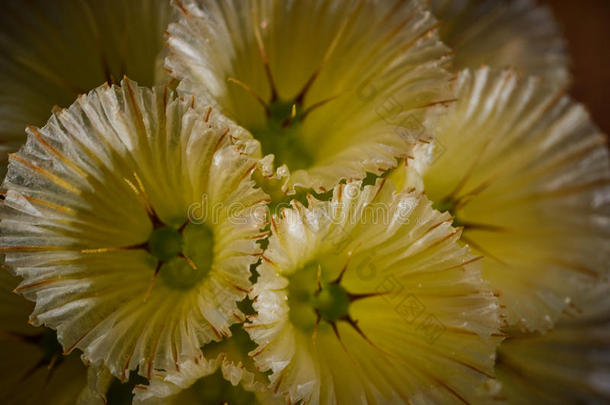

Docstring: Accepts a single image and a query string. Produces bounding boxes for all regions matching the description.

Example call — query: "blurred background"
[542,0,610,135]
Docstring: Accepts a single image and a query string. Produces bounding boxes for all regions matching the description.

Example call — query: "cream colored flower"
[431,0,570,86]
[0,0,173,175]
[247,179,501,404]
[166,0,454,194]
[0,271,87,405]
[493,282,610,404]
[416,67,610,332]
[134,325,280,404]
[0,78,269,382]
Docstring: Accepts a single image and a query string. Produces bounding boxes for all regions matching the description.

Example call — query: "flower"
[493,282,610,404]
[166,0,454,194]
[133,325,281,404]
[416,67,610,332]
[247,179,501,404]
[0,271,87,405]
[431,0,570,85]
[0,0,173,175]
[0,78,269,382]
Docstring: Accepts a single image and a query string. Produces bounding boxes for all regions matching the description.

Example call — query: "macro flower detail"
[0,0,608,403]
[0,79,269,382]
[494,282,610,404]
[0,0,173,176]
[0,271,87,405]
[167,0,453,194]
[431,0,570,85]
[134,323,285,404]
[247,180,501,404]
[418,67,610,332]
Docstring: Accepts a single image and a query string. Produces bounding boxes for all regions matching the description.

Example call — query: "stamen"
[251,5,278,103]
[227,77,270,115]
[143,261,163,302]
[181,254,198,271]
[300,93,342,120]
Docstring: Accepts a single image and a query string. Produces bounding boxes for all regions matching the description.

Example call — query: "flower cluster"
[0,0,608,404]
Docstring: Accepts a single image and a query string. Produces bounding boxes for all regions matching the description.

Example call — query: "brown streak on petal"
[15,278,70,292]
[121,344,137,382]
[21,195,76,215]
[204,106,213,123]
[174,0,189,17]
[0,246,67,253]
[9,154,80,194]
[28,126,88,178]
[64,327,95,355]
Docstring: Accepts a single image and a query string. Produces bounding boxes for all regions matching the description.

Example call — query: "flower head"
[418,67,610,332]
[0,0,173,175]
[247,179,501,404]
[494,282,610,404]
[134,324,280,404]
[167,0,453,194]
[431,0,570,85]
[0,78,269,381]
[0,271,87,405]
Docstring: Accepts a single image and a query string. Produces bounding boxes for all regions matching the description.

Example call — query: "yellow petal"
[248,179,502,404]
[167,0,454,193]
[432,0,570,86]
[420,67,610,332]
[0,78,269,381]
[495,282,610,404]
[0,0,174,176]
[134,325,280,404]
[0,272,87,405]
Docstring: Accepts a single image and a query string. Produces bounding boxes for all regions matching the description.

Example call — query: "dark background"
[542,0,610,136]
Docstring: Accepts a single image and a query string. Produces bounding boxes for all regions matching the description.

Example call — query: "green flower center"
[312,283,350,322]
[288,262,352,331]
[147,223,214,290]
[148,226,183,261]
[251,100,314,170]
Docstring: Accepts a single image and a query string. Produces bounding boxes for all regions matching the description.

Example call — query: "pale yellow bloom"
[134,325,281,404]
[431,0,570,86]
[167,0,453,194]
[0,271,87,405]
[416,67,610,332]
[494,282,610,404]
[247,179,501,404]
[0,0,173,175]
[0,78,268,382]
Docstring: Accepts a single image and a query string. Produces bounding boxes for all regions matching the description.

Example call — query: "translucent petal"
[419,67,610,332]
[0,0,173,176]
[431,0,570,86]
[0,271,87,405]
[167,0,454,193]
[248,179,502,404]
[0,78,269,381]
[133,324,275,404]
[495,282,610,404]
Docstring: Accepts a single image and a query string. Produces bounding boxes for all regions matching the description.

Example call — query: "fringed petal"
[0,0,174,175]
[419,67,610,332]
[248,179,502,404]
[0,78,269,381]
[432,0,570,86]
[167,0,454,194]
